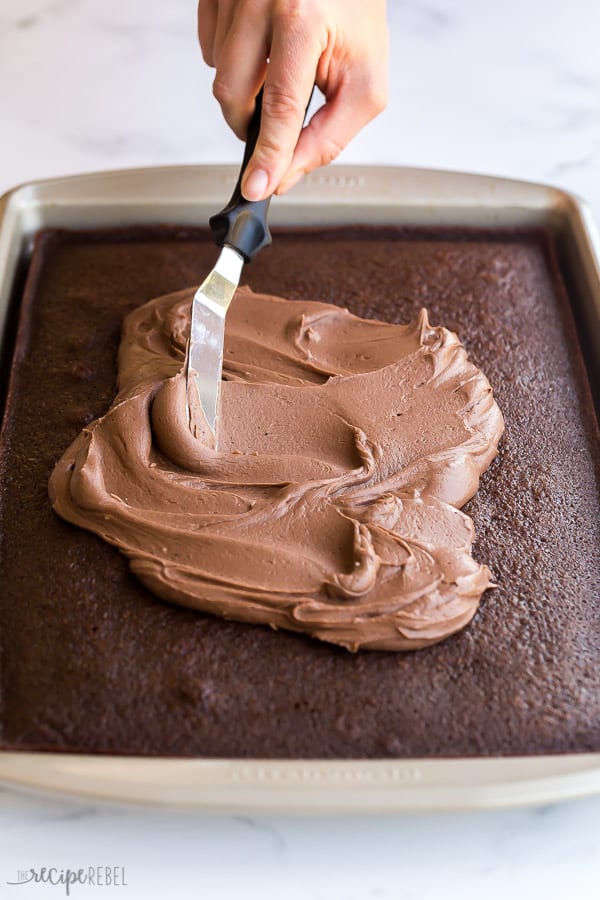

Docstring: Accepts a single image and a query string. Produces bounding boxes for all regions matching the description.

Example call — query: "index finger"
[241,12,321,201]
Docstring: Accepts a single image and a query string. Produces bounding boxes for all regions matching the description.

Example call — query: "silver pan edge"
[0,164,599,813]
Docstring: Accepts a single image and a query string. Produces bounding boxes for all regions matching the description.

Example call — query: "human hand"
[198,0,388,200]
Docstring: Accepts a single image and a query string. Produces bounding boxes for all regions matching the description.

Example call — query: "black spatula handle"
[209,87,271,263]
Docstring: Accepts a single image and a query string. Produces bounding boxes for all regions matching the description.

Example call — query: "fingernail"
[277,169,303,195]
[242,168,269,201]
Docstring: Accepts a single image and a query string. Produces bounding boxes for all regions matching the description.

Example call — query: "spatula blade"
[186,246,243,443]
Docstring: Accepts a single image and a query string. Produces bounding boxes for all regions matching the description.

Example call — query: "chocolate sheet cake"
[1,225,599,757]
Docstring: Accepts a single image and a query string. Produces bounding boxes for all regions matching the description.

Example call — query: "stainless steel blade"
[186,245,244,444]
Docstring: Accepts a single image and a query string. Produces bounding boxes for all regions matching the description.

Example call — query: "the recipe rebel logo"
[6,866,128,895]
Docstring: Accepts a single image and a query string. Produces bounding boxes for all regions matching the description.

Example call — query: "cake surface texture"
[1,225,599,757]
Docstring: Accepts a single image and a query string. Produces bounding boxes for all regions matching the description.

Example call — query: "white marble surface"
[2,0,600,897]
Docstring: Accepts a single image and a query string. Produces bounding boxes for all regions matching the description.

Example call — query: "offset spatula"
[186,87,272,446]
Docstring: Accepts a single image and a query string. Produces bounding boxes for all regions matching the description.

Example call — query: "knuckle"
[275,0,322,35]
[318,135,344,167]
[212,75,233,107]
[262,85,304,121]
[275,0,310,21]
[256,130,286,159]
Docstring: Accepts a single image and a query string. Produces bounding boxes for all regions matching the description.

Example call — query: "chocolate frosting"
[49,286,504,651]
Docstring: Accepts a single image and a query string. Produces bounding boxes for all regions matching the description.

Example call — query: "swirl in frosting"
[49,286,504,651]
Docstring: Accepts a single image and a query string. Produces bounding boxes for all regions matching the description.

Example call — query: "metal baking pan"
[0,165,599,813]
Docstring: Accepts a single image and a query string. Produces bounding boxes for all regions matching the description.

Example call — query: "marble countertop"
[1,0,600,897]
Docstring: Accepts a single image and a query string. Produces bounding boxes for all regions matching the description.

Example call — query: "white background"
[2,0,600,897]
